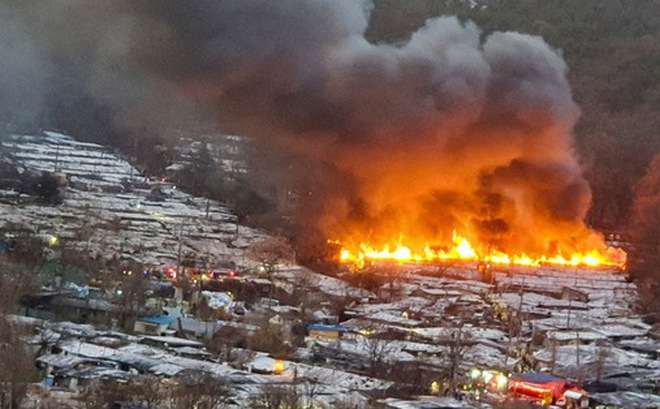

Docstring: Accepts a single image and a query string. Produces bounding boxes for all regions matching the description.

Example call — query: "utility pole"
[516,288,524,356]
[567,265,576,329]
[566,267,582,381]
[504,289,524,368]
[176,220,185,279]
[53,144,60,172]
[505,274,525,367]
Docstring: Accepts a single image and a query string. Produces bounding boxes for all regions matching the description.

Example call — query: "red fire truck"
[508,373,589,407]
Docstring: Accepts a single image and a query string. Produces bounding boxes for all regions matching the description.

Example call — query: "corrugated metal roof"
[307,324,353,332]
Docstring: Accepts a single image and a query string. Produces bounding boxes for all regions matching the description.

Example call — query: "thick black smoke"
[0,4,50,132]
[2,0,598,256]
[0,0,195,143]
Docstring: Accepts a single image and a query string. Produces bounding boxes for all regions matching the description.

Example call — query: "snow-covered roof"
[0,131,269,268]
[36,353,94,369]
[169,316,257,339]
[412,326,507,343]
[141,335,204,348]
[547,330,609,343]
[246,355,278,374]
[368,311,422,327]
[382,396,476,408]
[594,323,650,338]
[535,344,660,373]
[590,391,660,408]
[416,288,465,297]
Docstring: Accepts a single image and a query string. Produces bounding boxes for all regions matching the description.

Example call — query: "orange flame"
[273,359,285,374]
[335,230,626,269]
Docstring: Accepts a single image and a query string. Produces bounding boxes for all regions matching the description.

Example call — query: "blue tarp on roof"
[307,324,353,333]
[136,315,175,325]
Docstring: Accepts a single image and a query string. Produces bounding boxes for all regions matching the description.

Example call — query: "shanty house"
[133,315,176,336]
[307,324,354,340]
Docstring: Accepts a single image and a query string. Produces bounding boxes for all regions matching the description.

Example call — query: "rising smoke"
[2,0,596,257]
[0,4,50,132]
[0,0,195,142]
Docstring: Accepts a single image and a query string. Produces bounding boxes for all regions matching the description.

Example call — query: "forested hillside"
[367,0,660,231]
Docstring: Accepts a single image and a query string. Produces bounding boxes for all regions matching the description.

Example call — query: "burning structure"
[2,0,625,268]
[131,1,624,268]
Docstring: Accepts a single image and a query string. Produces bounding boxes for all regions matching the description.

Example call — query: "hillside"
[0,131,267,269]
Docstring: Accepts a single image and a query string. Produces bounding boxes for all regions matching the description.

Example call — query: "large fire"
[126,2,629,273]
[336,230,626,269]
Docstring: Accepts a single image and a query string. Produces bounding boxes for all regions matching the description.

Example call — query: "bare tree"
[594,343,612,382]
[0,267,38,409]
[35,399,76,409]
[384,269,404,303]
[333,396,376,409]
[248,384,301,409]
[246,317,294,358]
[514,342,536,373]
[548,338,559,376]
[445,319,472,394]
[629,154,660,323]
[292,270,315,321]
[0,318,35,409]
[207,325,248,363]
[136,375,164,409]
[359,331,394,377]
[0,268,36,316]
[115,265,150,331]
[77,380,106,409]
[385,359,438,397]
[174,371,231,409]
[195,296,223,322]
[435,260,457,277]
[247,236,295,279]
[300,380,322,409]
[34,172,65,204]
[3,229,49,274]
[78,377,161,409]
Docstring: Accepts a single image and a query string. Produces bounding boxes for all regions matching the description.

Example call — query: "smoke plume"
[137,0,590,255]
[1,0,196,141]
[3,0,602,257]
[0,4,50,132]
